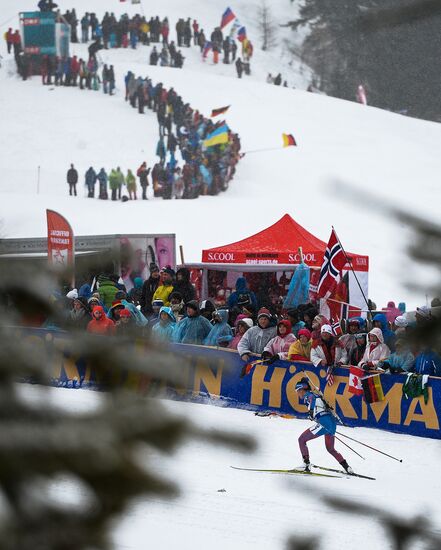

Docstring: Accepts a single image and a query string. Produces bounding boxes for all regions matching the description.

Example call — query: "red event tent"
[202,214,369,272]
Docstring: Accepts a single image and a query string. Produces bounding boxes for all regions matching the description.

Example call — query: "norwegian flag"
[317,229,347,298]
[332,317,342,337]
[348,366,364,395]
[325,366,335,386]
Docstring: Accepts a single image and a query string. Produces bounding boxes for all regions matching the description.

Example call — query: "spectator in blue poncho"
[372,313,396,351]
[380,339,414,373]
[204,309,233,346]
[227,277,257,311]
[121,299,148,327]
[173,300,212,345]
[152,306,176,342]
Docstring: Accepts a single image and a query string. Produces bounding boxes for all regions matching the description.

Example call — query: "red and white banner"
[46,209,75,269]
[348,366,364,395]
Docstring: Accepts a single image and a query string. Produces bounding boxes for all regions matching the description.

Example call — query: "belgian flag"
[362,374,385,403]
[211,105,230,117]
[282,133,297,147]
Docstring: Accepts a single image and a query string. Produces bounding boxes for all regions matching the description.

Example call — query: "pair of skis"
[231,465,375,480]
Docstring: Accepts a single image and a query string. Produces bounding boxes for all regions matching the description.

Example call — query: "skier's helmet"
[295,377,311,392]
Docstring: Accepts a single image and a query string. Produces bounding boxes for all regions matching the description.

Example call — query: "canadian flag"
[348,366,364,395]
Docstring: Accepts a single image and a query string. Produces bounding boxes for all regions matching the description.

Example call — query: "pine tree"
[0,260,254,550]
[288,0,441,121]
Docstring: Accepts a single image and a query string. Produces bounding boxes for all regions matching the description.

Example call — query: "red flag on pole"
[46,209,75,271]
[317,228,347,298]
[348,366,364,395]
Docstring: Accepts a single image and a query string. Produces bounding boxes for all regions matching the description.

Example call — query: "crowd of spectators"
[123,72,241,198]
[48,8,253,75]
[65,72,241,200]
[44,267,441,378]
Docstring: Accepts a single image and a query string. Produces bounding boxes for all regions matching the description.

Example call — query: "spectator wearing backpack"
[228,277,257,311]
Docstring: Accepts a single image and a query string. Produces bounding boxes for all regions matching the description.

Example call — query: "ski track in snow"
[24,384,441,550]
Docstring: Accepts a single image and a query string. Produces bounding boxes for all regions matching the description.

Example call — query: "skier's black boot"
[340,460,353,474]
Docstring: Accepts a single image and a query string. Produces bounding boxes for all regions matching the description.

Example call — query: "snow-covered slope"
[35,385,441,550]
[1,0,441,309]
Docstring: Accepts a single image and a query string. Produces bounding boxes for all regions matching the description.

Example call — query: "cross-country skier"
[295,377,353,474]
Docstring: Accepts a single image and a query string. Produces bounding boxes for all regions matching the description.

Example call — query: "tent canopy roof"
[201,214,368,271]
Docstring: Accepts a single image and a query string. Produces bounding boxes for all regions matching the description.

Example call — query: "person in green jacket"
[126,169,137,200]
[96,274,119,309]
[109,169,119,201]
[115,167,125,200]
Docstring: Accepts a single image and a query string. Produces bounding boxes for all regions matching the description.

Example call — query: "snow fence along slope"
[1,0,441,310]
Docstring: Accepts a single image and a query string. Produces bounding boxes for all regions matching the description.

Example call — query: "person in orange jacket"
[87,305,115,335]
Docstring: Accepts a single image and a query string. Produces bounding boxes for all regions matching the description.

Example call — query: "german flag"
[282,133,297,147]
[211,105,230,118]
[362,374,385,403]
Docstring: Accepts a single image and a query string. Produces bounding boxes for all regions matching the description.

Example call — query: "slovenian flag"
[211,105,230,117]
[237,26,247,42]
[203,124,230,147]
[221,8,236,29]
[282,133,297,147]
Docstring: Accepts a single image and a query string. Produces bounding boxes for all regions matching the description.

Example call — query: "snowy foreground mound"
[1,0,441,308]
[31,385,441,550]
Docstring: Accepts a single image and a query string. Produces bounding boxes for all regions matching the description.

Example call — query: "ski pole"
[336,431,403,463]
[314,422,365,460]
[334,434,365,460]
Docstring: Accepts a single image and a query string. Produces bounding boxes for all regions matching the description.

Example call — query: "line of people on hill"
[124,72,241,199]
[66,164,151,200]
[64,70,241,200]
[37,55,114,92]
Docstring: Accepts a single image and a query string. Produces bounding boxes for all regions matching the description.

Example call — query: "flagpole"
[242,146,287,155]
[332,226,372,319]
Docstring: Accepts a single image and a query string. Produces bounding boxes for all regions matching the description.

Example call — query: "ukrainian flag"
[203,124,230,147]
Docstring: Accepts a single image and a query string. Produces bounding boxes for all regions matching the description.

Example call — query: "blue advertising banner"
[19,328,441,440]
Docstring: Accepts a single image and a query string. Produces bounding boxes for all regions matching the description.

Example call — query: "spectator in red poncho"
[87,305,115,335]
